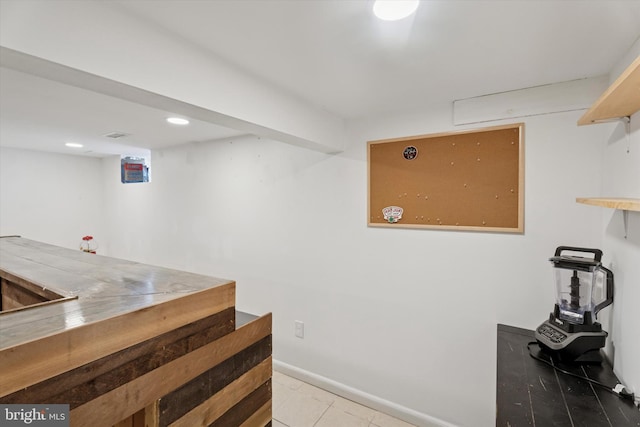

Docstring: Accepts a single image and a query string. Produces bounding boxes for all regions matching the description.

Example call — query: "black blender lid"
[549,255,601,270]
[549,246,603,270]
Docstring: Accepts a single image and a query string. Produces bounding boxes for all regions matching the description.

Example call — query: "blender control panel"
[537,324,567,343]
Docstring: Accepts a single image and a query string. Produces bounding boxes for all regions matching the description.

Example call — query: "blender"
[535,246,614,362]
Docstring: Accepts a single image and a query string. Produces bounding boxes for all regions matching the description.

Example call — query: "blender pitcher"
[535,246,614,362]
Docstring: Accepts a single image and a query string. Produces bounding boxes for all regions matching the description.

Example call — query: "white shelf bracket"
[625,116,631,154]
[623,209,629,239]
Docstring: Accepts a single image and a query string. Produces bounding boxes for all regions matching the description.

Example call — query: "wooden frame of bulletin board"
[368,123,524,233]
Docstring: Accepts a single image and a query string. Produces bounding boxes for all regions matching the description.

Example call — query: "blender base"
[540,345,604,364]
[535,318,608,364]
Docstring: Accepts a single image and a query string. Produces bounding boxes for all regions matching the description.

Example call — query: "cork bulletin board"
[368,123,524,233]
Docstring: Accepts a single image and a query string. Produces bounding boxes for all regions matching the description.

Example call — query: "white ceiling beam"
[0,0,345,154]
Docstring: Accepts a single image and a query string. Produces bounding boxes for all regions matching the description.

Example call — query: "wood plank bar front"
[1,284,235,397]
[0,237,272,427]
[70,314,272,426]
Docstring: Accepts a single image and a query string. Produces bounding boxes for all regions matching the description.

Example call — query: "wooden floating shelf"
[576,197,640,212]
[578,55,640,126]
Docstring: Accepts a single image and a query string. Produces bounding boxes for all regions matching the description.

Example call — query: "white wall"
[0,147,106,250]
[594,41,640,404]
[600,48,640,402]
[96,95,609,426]
[0,84,626,427]
[601,110,640,404]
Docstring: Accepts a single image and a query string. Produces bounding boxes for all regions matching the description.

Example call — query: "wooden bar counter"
[0,236,272,427]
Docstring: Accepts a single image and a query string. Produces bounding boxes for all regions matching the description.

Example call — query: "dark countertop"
[497,323,640,426]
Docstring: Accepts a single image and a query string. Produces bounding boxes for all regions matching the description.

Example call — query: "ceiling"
[0,67,246,158]
[116,0,640,118]
[1,0,640,157]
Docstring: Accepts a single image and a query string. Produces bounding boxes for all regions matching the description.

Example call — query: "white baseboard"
[273,359,458,427]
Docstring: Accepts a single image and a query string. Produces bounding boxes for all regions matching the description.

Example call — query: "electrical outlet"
[295,320,304,338]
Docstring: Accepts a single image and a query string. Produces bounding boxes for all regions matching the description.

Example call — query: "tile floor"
[272,371,417,427]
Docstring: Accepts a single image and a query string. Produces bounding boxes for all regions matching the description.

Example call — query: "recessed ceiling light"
[65,142,83,148]
[373,0,419,21]
[167,117,190,125]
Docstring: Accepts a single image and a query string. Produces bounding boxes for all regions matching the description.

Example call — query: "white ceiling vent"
[104,132,130,139]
